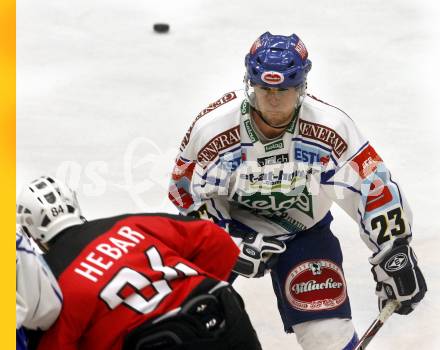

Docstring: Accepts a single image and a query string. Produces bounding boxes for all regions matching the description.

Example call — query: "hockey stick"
[354,300,400,350]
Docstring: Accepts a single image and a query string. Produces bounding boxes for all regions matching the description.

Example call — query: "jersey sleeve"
[168,153,233,230]
[16,229,62,330]
[320,120,413,255]
[168,93,241,231]
[37,280,96,350]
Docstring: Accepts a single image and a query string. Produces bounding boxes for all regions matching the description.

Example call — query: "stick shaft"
[354,300,400,350]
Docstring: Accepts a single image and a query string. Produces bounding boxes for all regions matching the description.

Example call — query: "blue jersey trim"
[179,155,191,162]
[292,137,339,165]
[342,332,359,350]
[292,137,331,152]
[210,198,225,221]
[202,145,242,174]
[52,284,63,303]
[323,181,362,195]
[16,234,36,256]
[346,141,369,163]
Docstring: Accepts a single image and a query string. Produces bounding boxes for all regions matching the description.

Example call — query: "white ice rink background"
[17,1,440,349]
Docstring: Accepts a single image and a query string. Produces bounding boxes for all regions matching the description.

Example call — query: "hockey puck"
[153,23,170,33]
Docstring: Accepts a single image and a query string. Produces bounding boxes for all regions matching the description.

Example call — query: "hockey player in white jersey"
[168,32,427,350]
[16,226,62,350]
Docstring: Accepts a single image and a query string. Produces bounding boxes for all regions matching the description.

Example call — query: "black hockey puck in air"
[153,23,170,33]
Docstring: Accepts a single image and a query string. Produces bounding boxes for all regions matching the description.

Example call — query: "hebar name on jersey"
[74,226,145,283]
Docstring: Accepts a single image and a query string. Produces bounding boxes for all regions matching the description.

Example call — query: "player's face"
[254,86,300,126]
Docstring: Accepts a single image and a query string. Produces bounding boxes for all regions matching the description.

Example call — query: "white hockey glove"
[370,238,427,315]
[231,232,286,278]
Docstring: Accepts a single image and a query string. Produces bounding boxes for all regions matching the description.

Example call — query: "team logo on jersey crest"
[284,259,347,312]
[261,71,285,85]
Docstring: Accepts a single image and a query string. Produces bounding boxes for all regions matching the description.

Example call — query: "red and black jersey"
[38,213,239,350]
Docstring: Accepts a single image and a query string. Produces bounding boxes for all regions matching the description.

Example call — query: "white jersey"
[169,90,412,255]
[16,228,62,330]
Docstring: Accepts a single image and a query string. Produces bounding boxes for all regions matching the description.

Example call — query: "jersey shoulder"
[301,93,355,129]
[299,94,366,160]
[179,90,244,157]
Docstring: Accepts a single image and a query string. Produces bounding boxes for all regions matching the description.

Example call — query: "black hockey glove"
[371,238,427,315]
[231,232,286,278]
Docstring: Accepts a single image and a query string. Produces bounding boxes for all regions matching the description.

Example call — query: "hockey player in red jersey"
[168,32,427,349]
[16,176,262,350]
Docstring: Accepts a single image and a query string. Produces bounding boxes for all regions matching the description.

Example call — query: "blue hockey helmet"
[245,32,312,89]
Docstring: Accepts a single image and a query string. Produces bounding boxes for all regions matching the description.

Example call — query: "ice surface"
[17,1,440,348]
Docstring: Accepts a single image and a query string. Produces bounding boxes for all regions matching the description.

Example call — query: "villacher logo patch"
[284,259,347,311]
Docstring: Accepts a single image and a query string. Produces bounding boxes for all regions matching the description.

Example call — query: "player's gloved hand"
[231,232,286,278]
[370,238,427,315]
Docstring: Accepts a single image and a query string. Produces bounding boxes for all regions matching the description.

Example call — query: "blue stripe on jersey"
[210,198,225,220]
[16,236,36,256]
[321,169,336,183]
[52,284,63,303]
[292,137,332,153]
[179,155,191,162]
[342,332,359,350]
[345,141,369,163]
[292,137,339,165]
[323,181,362,195]
[202,146,242,174]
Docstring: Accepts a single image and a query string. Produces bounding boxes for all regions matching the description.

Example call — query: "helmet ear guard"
[17,176,84,244]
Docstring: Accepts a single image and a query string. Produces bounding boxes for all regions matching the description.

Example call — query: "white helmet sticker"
[261,71,285,85]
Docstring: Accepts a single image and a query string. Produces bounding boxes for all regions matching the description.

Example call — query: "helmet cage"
[244,75,307,113]
[17,176,83,243]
